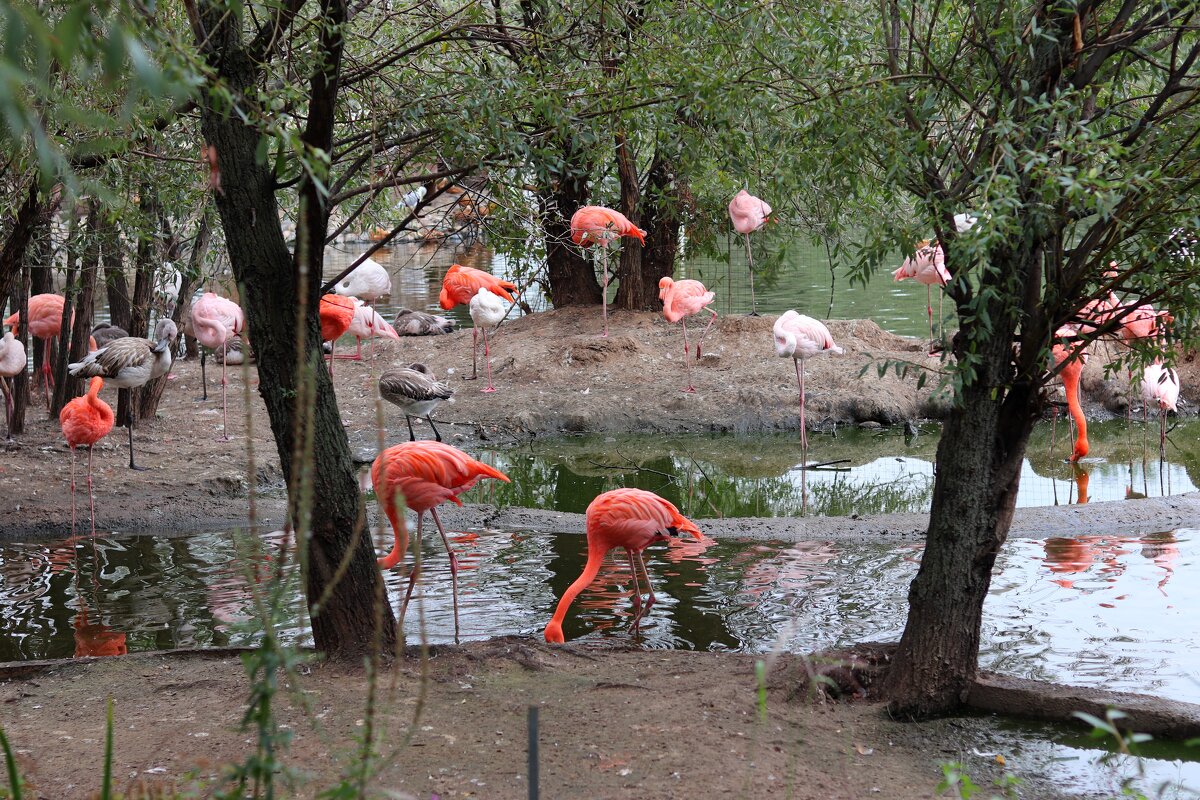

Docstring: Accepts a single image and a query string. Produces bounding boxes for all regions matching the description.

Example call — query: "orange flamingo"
[319,294,355,376]
[544,487,703,644]
[4,293,69,407]
[570,206,647,337]
[73,603,128,658]
[59,377,115,535]
[1052,326,1088,462]
[658,277,717,393]
[439,264,517,378]
[372,440,510,640]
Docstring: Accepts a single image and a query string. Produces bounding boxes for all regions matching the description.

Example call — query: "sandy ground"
[1,309,1196,798]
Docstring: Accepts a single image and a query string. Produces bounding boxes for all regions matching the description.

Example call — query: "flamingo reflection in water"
[73,601,127,658]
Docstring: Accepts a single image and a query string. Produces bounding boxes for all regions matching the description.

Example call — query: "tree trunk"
[52,201,100,415]
[880,247,1043,718]
[197,0,396,658]
[611,130,647,310]
[8,263,30,436]
[615,139,683,311]
[102,215,132,332]
[538,140,599,307]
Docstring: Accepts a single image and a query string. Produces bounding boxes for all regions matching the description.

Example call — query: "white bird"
[378,363,454,441]
[334,257,392,303]
[68,319,177,469]
[469,287,507,393]
[1141,361,1180,457]
[773,311,843,456]
[953,212,978,232]
[0,330,26,440]
[342,299,401,360]
[394,307,456,336]
[400,186,427,210]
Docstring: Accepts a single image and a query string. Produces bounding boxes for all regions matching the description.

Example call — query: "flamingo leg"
[795,357,808,454]
[1160,408,1167,459]
[220,341,229,440]
[636,550,656,612]
[127,390,146,471]
[680,319,695,393]
[481,326,496,393]
[398,514,423,628]
[200,349,209,400]
[42,343,53,409]
[86,445,96,536]
[471,328,478,380]
[926,286,934,347]
[600,248,609,338]
[327,340,336,377]
[626,549,643,613]
[429,507,461,644]
[334,338,363,360]
[695,307,718,359]
[69,445,77,535]
[744,233,758,316]
[2,377,12,440]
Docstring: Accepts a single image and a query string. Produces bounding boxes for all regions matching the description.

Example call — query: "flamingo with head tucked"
[319,294,355,376]
[4,293,69,407]
[773,311,843,456]
[469,287,506,393]
[544,488,703,643]
[658,277,717,393]
[191,292,245,439]
[728,190,771,315]
[1141,362,1180,458]
[0,329,25,440]
[59,377,115,535]
[893,242,950,346]
[341,299,401,360]
[570,206,647,337]
[334,257,392,303]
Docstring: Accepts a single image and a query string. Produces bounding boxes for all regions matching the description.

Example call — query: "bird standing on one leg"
[439,264,517,378]
[773,310,843,468]
[4,293,70,408]
[0,329,26,441]
[728,190,772,316]
[570,206,647,337]
[318,294,355,376]
[544,487,703,644]
[379,364,453,441]
[191,292,245,440]
[1140,362,1179,459]
[59,376,115,535]
[658,277,717,393]
[372,440,510,642]
[893,242,950,350]
[68,320,176,470]
[469,287,506,393]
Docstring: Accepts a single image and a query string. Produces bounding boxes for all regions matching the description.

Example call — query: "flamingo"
[191,292,245,439]
[339,299,401,360]
[440,264,517,372]
[569,205,647,337]
[544,487,703,643]
[318,294,355,376]
[469,287,506,393]
[4,293,69,407]
[334,257,392,303]
[893,241,950,346]
[59,376,115,535]
[394,307,456,336]
[1140,362,1179,457]
[73,602,128,658]
[773,311,843,458]
[378,364,454,442]
[67,319,177,470]
[728,190,772,315]
[1051,326,1089,463]
[372,440,510,640]
[0,329,25,440]
[658,276,717,393]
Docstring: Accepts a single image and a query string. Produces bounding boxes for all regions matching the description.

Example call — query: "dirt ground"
[1,309,1196,798]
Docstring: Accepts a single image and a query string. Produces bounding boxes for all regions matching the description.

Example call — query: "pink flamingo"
[658,277,717,393]
[1140,362,1179,458]
[0,329,25,440]
[892,241,949,346]
[773,311,843,458]
[728,190,771,315]
[4,293,69,407]
[59,376,115,535]
[372,440,510,640]
[570,205,647,337]
[340,299,401,360]
[191,292,245,439]
[439,264,517,379]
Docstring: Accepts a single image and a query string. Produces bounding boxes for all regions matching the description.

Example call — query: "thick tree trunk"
[880,246,1043,718]
[116,193,160,429]
[8,264,30,436]
[197,0,396,657]
[52,202,100,415]
[611,130,646,310]
[102,215,132,332]
[615,141,683,311]
[538,141,599,307]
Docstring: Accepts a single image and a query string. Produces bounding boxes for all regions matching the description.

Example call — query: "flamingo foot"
[481,386,497,394]
[681,385,697,393]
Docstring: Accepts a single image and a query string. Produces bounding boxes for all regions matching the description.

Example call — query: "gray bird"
[378,363,453,441]
[90,323,130,350]
[394,307,456,336]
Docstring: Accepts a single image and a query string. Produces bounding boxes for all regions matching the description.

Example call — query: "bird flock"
[1,193,1184,647]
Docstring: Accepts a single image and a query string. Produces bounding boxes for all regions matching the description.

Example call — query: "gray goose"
[394,307,456,336]
[68,319,177,469]
[378,363,453,441]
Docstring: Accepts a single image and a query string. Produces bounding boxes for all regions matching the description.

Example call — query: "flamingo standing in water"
[439,264,516,378]
[372,440,510,641]
[893,242,950,347]
[570,205,647,337]
[68,320,177,470]
[4,293,69,407]
[658,276,717,393]
[773,311,843,458]
[59,376,115,535]
[544,487,703,643]
[469,287,506,393]
[0,329,25,440]
[1140,362,1179,458]
[728,190,771,315]
[191,292,245,439]
[1052,326,1089,463]
[319,294,355,376]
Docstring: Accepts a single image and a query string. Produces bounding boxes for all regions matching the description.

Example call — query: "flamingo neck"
[545,536,611,643]
[1062,369,1088,461]
[376,494,411,569]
